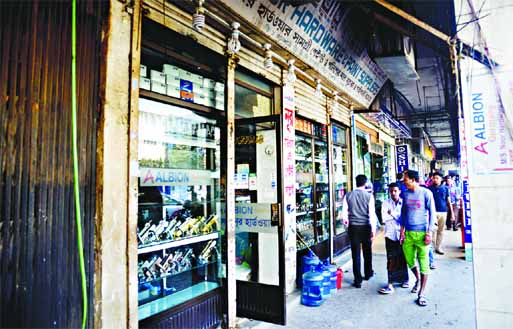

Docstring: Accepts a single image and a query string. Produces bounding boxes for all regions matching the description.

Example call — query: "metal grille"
[0,1,103,327]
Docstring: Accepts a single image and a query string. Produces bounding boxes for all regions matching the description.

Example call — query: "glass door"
[234,116,286,325]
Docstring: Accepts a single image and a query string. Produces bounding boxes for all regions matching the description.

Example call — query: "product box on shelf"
[140,78,151,90]
[151,81,167,94]
[163,64,181,76]
[202,78,215,89]
[166,85,180,98]
[150,70,166,84]
[166,75,181,87]
[214,82,224,91]
[195,95,207,106]
[140,64,147,78]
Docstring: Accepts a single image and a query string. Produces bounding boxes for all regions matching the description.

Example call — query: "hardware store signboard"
[222,0,388,108]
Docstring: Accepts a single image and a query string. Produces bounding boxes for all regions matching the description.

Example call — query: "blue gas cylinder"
[323,260,338,293]
[301,267,324,307]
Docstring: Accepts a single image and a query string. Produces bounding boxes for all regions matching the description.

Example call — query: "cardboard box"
[202,78,215,89]
[140,65,147,78]
[151,81,167,94]
[214,82,224,91]
[195,95,207,106]
[166,75,181,87]
[166,85,180,98]
[140,77,151,90]
[150,70,166,84]
[163,64,180,75]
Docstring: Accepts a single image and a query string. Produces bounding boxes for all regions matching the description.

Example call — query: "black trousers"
[348,225,373,284]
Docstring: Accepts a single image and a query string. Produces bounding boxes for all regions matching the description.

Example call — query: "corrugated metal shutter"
[331,102,351,126]
[0,1,103,327]
[295,79,327,124]
[237,47,282,85]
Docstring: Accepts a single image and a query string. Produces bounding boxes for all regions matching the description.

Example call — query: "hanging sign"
[219,0,388,108]
[395,144,409,173]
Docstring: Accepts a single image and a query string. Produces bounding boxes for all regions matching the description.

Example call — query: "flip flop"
[417,295,428,307]
[378,286,394,294]
[411,280,419,294]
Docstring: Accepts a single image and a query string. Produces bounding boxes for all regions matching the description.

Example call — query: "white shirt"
[381,198,402,241]
[341,186,378,233]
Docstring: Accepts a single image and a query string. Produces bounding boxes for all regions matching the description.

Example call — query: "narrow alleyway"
[242,228,476,329]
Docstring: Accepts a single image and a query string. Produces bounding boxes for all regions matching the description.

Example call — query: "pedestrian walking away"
[428,172,453,255]
[400,170,436,307]
[379,183,409,295]
[342,174,378,288]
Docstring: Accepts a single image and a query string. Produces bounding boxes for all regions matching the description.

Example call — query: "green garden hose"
[71,0,88,328]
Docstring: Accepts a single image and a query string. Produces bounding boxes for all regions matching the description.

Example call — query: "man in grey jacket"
[342,174,378,288]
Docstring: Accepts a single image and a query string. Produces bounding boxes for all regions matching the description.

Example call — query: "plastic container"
[317,263,331,298]
[323,260,338,293]
[299,251,320,288]
[301,267,324,307]
[302,251,320,275]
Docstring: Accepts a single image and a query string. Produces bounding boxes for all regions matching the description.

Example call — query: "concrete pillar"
[94,1,132,328]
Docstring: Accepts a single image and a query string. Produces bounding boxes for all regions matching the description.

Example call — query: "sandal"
[411,280,419,294]
[417,295,428,307]
[378,286,394,294]
[401,281,410,288]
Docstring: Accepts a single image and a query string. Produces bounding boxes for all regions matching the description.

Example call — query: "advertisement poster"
[219,0,387,108]
[282,84,296,293]
[461,65,513,175]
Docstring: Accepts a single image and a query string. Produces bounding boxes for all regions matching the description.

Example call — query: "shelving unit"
[138,232,219,254]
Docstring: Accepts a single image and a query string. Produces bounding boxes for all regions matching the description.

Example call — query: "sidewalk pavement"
[239,228,475,329]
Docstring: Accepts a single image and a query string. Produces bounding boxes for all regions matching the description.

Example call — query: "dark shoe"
[453,227,459,231]
[430,263,436,270]
[435,249,445,255]
[353,282,362,288]
[363,271,375,280]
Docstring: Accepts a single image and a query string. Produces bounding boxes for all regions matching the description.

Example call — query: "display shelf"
[140,260,218,285]
[316,207,327,212]
[139,232,219,255]
[295,155,312,162]
[138,281,220,320]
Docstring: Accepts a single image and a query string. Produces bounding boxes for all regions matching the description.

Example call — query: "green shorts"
[402,231,430,275]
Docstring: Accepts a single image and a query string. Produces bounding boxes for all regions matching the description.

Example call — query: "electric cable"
[71,0,88,328]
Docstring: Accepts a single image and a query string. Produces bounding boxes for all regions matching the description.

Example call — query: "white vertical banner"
[282,84,296,293]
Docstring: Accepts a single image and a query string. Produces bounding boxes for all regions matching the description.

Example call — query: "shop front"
[136,20,229,328]
[331,124,351,256]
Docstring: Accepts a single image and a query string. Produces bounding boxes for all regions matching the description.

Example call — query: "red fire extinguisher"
[336,267,343,290]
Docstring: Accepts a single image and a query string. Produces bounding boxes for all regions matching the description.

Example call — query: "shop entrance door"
[234,116,286,325]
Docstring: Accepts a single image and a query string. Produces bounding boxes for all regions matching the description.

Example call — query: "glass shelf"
[140,260,218,285]
[138,232,219,254]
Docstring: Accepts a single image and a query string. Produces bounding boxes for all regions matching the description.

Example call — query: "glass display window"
[137,98,224,320]
[332,125,349,236]
[294,119,330,250]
